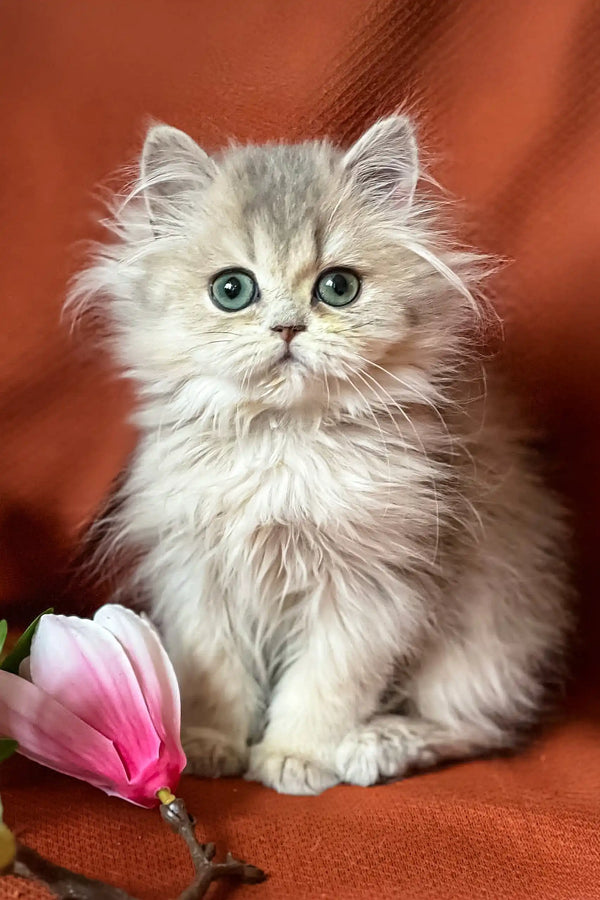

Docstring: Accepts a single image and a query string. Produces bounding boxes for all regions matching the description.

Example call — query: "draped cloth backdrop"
[1,2,599,898]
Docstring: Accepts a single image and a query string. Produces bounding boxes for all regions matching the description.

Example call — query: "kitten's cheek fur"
[245,743,339,795]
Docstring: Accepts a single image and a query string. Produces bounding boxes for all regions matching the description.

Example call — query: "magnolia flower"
[0,605,186,808]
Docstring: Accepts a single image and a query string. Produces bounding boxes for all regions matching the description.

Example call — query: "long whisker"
[348,369,407,450]
[323,367,331,413]
[356,354,452,437]
[350,369,397,514]
[358,354,485,478]
[353,351,482,476]
[345,373,394,506]
[197,339,235,348]
[357,366,441,564]
[240,346,264,396]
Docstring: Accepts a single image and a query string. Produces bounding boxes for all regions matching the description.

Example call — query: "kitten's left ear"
[343,116,419,212]
[140,123,218,228]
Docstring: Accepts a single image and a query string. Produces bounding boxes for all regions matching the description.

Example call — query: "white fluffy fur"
[70,117,570,795]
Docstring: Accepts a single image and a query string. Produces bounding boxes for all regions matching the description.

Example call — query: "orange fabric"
[1,0,600,897]
[3,724,600,900]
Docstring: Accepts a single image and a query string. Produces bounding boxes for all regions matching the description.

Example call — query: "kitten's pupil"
[224,277,241,299]
[327,273,348,295]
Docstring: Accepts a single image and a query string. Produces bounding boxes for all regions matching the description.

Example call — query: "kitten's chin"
[252,353,318,407]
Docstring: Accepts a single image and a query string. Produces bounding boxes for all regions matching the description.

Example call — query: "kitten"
[71,116,571,795]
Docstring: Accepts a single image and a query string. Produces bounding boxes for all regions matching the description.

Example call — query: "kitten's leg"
[167,627,261,778]
[336,580,562,786]
[335,713,489,786]
[247,644,380,795]
[246,578,421,795]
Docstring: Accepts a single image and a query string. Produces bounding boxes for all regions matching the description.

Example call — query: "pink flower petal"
[29,615,161,783]
[0,669,125,792]
[18,656,32,681]
[93,605,186,772]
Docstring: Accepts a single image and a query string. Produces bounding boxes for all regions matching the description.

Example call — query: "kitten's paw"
[246,743,339,795]
[336,715,440,786]
[182,726,248,778]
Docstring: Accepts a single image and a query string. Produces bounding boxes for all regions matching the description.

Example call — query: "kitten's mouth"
[277,347,299,365]
[266,347,307,378]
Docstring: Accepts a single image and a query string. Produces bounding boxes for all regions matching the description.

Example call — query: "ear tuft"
[343,116,419,212]
[140,124,217,227]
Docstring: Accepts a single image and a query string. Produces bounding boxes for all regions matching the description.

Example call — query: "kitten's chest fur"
[126,407,444,604]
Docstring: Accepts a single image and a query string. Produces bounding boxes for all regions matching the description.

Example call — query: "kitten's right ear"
[140,124,217,229]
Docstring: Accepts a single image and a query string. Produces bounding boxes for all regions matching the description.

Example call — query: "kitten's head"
[72,117,484,420]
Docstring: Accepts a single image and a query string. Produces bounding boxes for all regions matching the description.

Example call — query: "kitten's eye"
[210,269,258,311]
[315,269,361,307]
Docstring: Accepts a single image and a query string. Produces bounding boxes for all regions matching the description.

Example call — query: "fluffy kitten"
[71,116,570,795]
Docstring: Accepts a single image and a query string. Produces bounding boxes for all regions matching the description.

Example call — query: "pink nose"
[271,324,306,344]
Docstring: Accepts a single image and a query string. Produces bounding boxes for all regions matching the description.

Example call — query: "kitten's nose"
[271,324,306,344]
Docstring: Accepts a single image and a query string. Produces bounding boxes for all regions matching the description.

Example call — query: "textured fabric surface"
[3,722,600,900]
[1,0,600,897]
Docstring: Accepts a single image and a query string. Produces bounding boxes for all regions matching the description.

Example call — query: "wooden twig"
[5,797,266,899]
[11,842,135,900]
[159,798,266,897]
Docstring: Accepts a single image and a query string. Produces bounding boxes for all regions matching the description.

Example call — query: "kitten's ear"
[342,116,419,212]
[140,124,217,228]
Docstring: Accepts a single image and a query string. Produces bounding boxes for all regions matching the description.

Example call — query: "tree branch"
[11,842,135,900]
[160,797,266,897]
[5,797,266,899]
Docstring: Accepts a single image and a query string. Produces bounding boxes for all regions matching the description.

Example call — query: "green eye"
[315,268,361,307]
[210,269,258,311]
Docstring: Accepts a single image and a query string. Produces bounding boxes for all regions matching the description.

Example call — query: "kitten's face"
[110,118,469,414]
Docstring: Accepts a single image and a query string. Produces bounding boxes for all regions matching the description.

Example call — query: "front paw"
[246,743,339,795]
[182,726,248,778]
[335,715,439,786]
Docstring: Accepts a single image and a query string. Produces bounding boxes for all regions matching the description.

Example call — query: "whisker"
[356,355,451,431]
[350,369,395,514]
[356,366,441,565]
[353,352,478,469]
[345,373,394,506]
[323,368,332,413]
